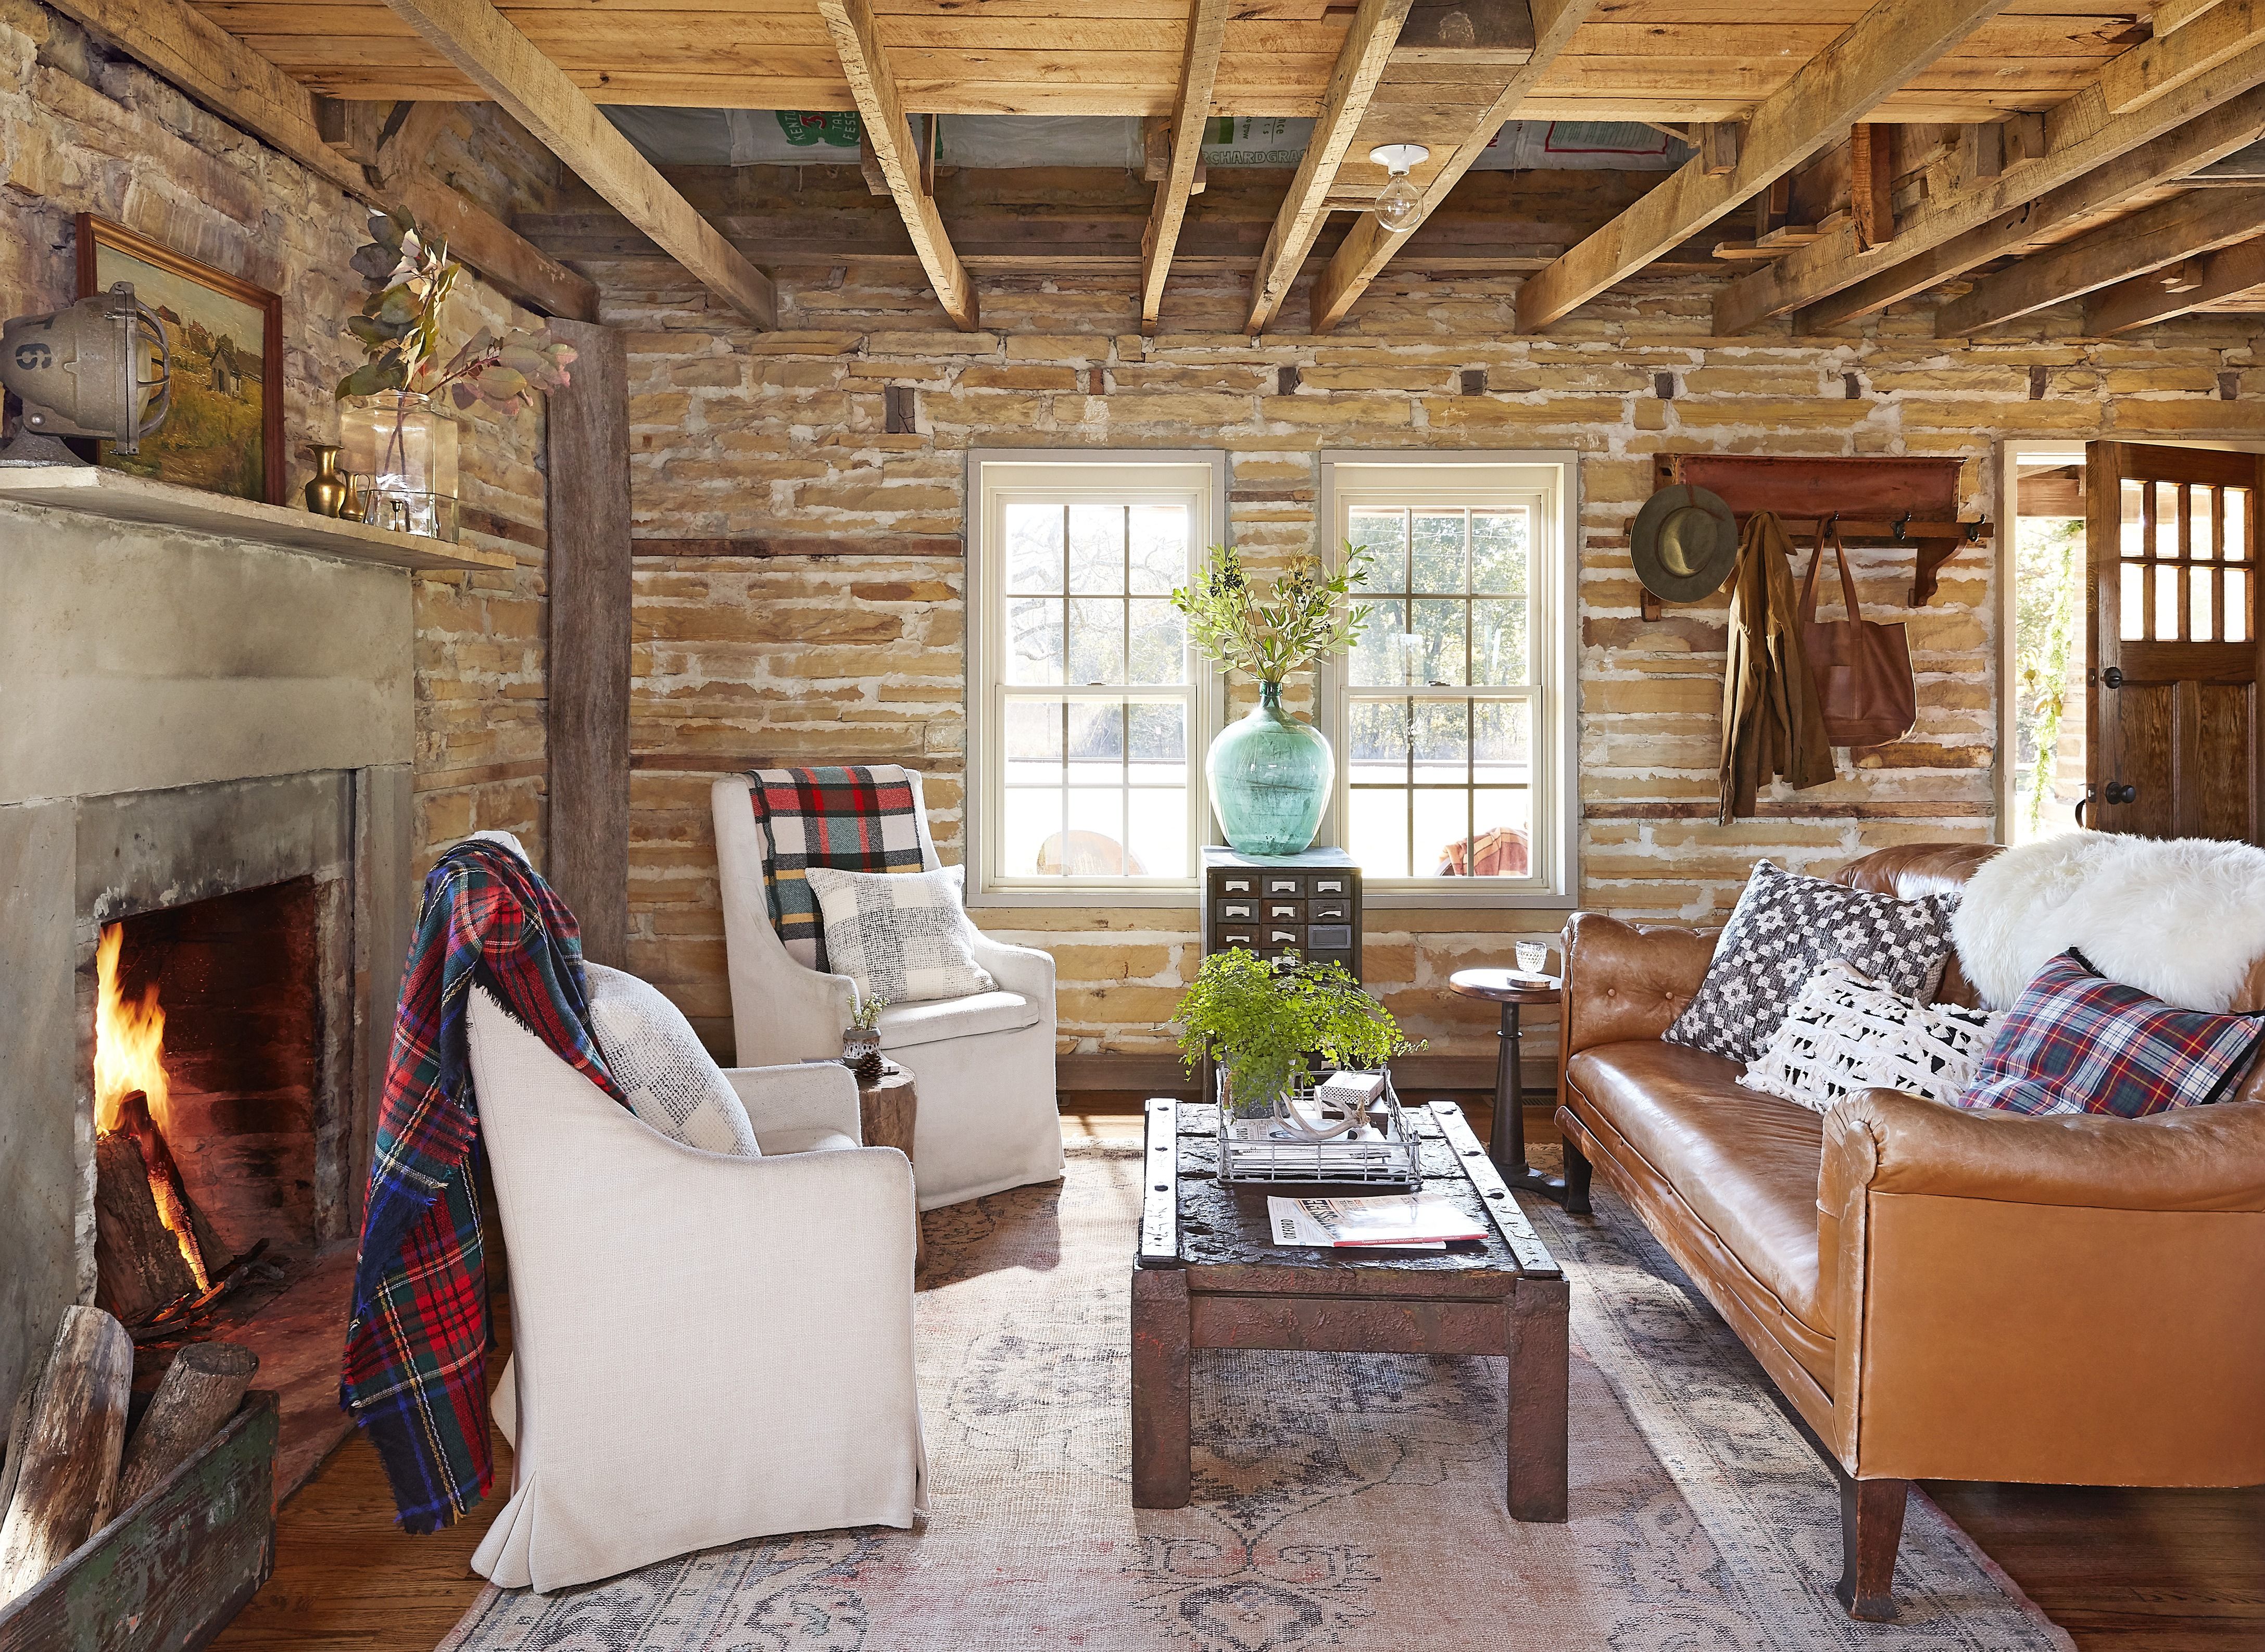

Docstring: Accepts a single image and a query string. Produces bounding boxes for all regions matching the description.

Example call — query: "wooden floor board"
[217,1105,2265,1651]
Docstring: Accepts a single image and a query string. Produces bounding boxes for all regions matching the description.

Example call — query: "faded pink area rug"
[439,1144,2069,1651]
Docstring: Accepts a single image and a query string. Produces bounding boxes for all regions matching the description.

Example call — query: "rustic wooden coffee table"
[1130,1097,1569,1521]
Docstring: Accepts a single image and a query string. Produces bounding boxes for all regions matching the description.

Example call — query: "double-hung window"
[1319,454,1578,903]
[967,451,1225,901]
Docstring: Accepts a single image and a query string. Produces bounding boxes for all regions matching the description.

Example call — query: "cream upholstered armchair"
[464,987,925,1594]
[712,772,1065,1211]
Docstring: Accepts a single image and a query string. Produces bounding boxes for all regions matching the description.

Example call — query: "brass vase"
[303,444,349,518]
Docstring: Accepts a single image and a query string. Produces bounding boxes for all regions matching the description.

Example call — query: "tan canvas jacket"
[1718,510,1834,823]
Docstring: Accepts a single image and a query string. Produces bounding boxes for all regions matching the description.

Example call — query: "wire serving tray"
[1215,1069,1420,1188]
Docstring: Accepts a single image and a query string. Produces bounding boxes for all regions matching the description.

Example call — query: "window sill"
[969,886,1201,911]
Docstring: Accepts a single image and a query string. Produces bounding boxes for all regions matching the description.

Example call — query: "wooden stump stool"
[857,1062,920,1263]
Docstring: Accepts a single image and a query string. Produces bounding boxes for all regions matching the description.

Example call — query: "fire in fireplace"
[90,879,322,1346]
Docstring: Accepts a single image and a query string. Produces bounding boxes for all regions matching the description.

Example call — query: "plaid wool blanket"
[747,765,924,969]
[341,835,625,1532]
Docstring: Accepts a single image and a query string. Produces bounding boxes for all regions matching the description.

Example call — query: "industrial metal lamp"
[0,282,171,466]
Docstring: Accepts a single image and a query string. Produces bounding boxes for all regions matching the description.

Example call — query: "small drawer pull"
[1267,903,1299,919]
[1220,902,1254,919]
[1311,902,1348,922]
[1313,878,1346,894]
[1268,929,1299,945]
[1266,877,1301,894]
[1222,877,1253,893]
[1220,931,1255,948]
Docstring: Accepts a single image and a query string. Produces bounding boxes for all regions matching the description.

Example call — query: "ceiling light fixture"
[1369,143,1430,234]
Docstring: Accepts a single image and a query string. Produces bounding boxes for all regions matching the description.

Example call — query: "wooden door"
[2084,442,2265,841]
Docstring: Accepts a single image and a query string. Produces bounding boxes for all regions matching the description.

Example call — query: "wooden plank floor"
[214,1102,2265,1651]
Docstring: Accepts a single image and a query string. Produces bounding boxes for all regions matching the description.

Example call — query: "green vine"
[2012,516,2082,836]
[1175,948,1420,1106]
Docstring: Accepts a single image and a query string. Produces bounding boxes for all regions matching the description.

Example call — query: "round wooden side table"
[1446,968,1585,1212]
[857,1062,921,1262]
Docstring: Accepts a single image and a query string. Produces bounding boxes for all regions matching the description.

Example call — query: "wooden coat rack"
[1641,455,1994,620]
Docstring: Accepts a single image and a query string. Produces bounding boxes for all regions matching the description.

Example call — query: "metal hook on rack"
[1964,521,1981,544]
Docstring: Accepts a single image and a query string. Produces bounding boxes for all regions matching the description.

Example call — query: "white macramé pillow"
[806,863,996,1005]
[583,963,761,1156]
[1739,960,2002,1114]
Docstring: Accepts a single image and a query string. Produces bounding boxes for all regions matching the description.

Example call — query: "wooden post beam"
[1936,188,2265,333]
[40,3,595,320]
[1309,0,1597,335]
[1245,0,1414,335]
[2157,0,2237,33]
[381,0,775,328]
[1514,0,2011,334]
[2086,230,2265,333]
[1140,0,1229,335]
[817,0,979,330]
[2100,0,2265,114]
[1725,38,2265,335]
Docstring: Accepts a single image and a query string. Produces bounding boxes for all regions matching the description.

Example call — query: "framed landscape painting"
[77,215,285,504]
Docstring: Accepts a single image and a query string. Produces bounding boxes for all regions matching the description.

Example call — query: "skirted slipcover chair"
[465,988,927,1593]
[712,771,1065,1211]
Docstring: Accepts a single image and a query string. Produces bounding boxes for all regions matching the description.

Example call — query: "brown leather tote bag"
[1799,520,1916,749]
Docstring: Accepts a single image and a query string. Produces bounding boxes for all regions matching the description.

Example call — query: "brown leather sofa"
[1554,843,2265,1620]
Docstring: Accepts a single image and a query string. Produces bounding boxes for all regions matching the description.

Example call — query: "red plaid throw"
[1957,949,2265,1118]
[746,765,923,969]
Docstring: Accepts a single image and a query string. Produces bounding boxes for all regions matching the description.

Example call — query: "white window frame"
[965,448,1227,907]
[1316,451,1580,907]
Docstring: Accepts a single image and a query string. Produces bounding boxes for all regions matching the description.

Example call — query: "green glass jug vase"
[1206,681,1332,856]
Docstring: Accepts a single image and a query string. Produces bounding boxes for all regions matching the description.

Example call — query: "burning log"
[95,1122,200,1326]
[111,1342,259,1515]
[0,1307,132,1606]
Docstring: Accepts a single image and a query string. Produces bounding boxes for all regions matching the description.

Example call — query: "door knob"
[2107,781,2137,804]
[2102,666,2125,688]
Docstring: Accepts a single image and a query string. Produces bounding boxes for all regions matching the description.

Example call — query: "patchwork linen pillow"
[806,863,997,1005]
[584,963,761,1156]
[1667,860,1959,1064]
[1956,949,2265,1118]
[1740,961,2001,1115]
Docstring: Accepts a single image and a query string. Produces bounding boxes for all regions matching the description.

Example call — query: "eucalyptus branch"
[1170,542,1378,686]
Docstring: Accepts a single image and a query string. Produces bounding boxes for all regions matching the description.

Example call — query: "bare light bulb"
[1369,143,1430,234]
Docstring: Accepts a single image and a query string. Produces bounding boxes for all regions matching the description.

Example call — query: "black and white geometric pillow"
[1739,960,2001,1114]
[1665,860,1958,1065]
[807,863,997,1006]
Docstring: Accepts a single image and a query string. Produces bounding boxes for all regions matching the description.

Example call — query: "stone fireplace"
[1,493,418,1492]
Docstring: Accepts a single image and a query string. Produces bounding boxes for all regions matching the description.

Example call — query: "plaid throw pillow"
[807,863,997,1006]
[1957,949,2265,1118]
[747,765,924,970]
[1667,860,1958,1064]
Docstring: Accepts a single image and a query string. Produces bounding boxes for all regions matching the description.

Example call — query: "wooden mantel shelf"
[0,465,518,573]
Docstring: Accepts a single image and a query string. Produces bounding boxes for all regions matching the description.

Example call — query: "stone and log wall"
[587,242,2265,1079]
[0,0,558,870]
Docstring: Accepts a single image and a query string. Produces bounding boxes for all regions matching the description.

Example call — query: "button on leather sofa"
[1554,843,2265,1620]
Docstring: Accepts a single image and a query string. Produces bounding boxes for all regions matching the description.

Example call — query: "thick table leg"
[1490,1003,1578,1207]
[1130,1268,1191,1508]
[1505,1273,1569,1522]
[1835,1474,1908,1621]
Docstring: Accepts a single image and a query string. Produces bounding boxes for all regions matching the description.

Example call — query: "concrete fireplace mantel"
[0,465,512,573]
[0,494,417,1431]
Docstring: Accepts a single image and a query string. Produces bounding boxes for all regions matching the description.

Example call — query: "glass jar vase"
[339,390,459,541]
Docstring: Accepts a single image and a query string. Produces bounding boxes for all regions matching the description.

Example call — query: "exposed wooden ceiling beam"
[2086,228,2265,331]
[1513,0,2012,333]
[1139,0,1229,336]
[1796,85,2265,327]
[1716,26,2265,334]
[2100,0,2265,114]
[1936,188,2265,332]
[2154,0,2237,36]
[816,0,978,330]
[380,0,775,327]
[1309,0,1598,334]
[1245,0,1414,334]
[41,0,595,320]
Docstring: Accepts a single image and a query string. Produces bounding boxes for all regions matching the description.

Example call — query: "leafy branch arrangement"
[335,208,575,412]
[1169,543,1377,687]
[1175,948,1419,1108]
[849,996,890,1032]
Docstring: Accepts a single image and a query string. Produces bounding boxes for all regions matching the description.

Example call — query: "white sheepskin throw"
[1953,831,2265,1012]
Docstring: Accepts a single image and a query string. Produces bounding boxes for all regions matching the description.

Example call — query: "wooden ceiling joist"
[1718,18,2265,335]
[1308,0,1596,334]
[2103,1,2265,115]
[41,0,594,320]
[1139,0,1229,335]
[1795,85,2265,330]
[380,0,776,327]
[1935,188,2265,334]
[2086,231,2265,332]
[817,0,979,330]
[1512,0,2012,334]
[1244,0,1414,334]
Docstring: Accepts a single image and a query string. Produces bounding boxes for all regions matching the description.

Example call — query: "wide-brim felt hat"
[1630,484,1738,603]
